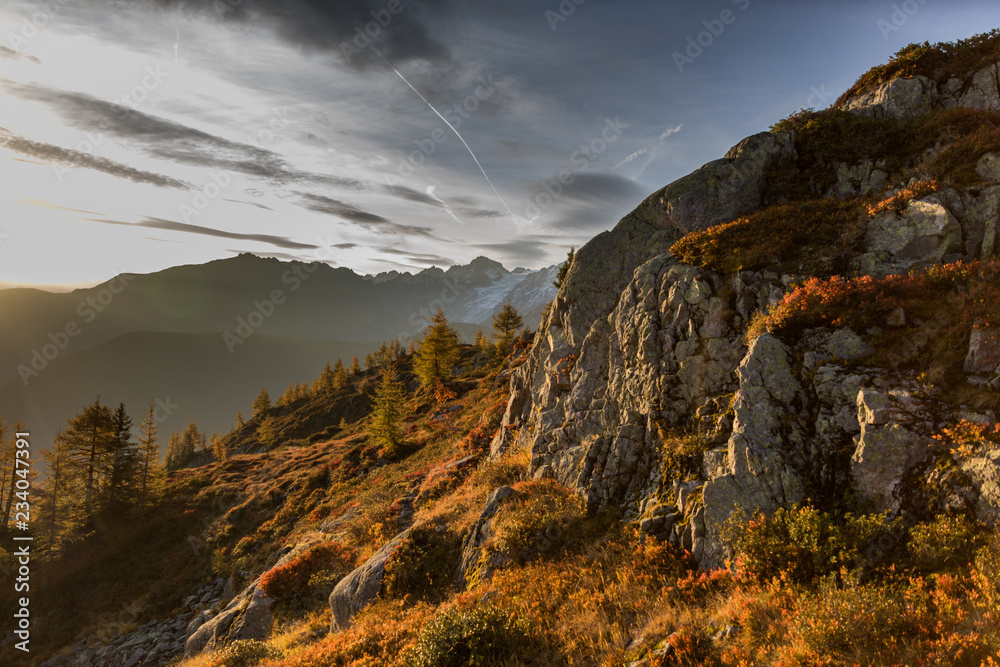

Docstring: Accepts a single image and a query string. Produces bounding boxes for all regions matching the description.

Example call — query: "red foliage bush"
[259,541,356,602]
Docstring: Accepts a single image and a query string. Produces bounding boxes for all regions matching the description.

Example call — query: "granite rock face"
[489,60,1000,571]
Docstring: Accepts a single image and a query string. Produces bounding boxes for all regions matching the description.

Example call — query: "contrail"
[426,185,463,225]
[370,46,516,222]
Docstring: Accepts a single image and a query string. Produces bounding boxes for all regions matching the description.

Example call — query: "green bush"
[725,506,901,584]
[908,513,985,572]
[491,480,585,562]
[212,639,281,667]
[402,602,536,667]
[382,524,464,603]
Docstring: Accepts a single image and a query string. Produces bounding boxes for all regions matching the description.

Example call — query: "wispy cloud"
[0,127,187,188]
[87,215,319,250]
[0,46,40,64]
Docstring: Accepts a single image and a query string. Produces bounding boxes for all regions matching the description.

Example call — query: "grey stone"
[329,527,414,631]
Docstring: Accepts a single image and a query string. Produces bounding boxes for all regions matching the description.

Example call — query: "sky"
[1,0,999,289]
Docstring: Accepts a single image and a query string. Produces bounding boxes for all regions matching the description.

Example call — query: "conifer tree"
[61,398,115,518]
[252,387,271,415]
[554,247,574,289]
[258,415,279,459]
[367,363,406,457]
[165,431,183,471]
[333,358,349,389]
[105,403,139,511]
[41,434,75,555]
[137,402,161,509]
[350,356,362,375]
[492,303,524,359]
[414,308,460,390]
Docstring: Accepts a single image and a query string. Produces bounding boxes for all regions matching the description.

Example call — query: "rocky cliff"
[491,38,1000,569]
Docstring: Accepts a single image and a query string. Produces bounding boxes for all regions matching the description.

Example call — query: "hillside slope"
[11,30,1000,667]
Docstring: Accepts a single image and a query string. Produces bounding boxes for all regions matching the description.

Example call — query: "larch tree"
[136,402,161,509]
[492,303,524,359]
[333,358,349,389]
[61,398,115,519]
[367,363,407,457]
[349,356,362,375]
[252,387,271,415]
[413,309,460,390]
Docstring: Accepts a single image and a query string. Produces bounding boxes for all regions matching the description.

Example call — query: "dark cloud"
[527,172,647,231]
[456,207,504,218]
[0,127,187,188]
[297,192,447,240]
[384,184,439,206]
[2,80,362,189]
[0,46,40,64]
[298,193,389,224]
[475,239,551,265]
[223,198,274,211]
[377,246,453,266]
[332,242,359,250]
[141,0,454,70]
[88,216,319,250]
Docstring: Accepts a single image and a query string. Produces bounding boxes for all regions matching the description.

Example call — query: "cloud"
[613,148,648,170]
[526,173,648,231]
[87,216,320,250]
[2,80,362,189]
[142,0,454,70]
[475,239,552,266]
[384,184,440,206]
[377,245,453,266]
[659,124,684,141]
[0,127,187,188]
[298,192,448,240]
[298,193,389,224]
[0,46,40,64]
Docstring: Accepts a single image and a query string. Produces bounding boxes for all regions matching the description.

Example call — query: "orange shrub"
[670,198,866,275]
[259,541,356,604]
[867,179,940,217]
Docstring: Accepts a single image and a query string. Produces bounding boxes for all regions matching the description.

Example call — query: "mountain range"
[0,255,557,448]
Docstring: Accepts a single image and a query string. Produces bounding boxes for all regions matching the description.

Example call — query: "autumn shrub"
[972,534,1000,607]
[867,179,940,217]
[669,197,867,275]
[835,30,1000,107]
[934,419,1000,457]
[476,448,529,489]
[210,639,281,667]
[908,513,985,572]
[747,260,1000,343]
[382,523,464,603]
[491,480,586,563]
[925,119,1000,186]
[457,398,506,457]
[725,506,900,584]
[790,575,931,660]
[259,540,356,606]
[401,600,539,667]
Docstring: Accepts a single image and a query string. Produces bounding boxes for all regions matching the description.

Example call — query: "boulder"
[184,582,274,658]
[455,486,518,590]
[850,389,932,512]
[861,197,962,275]
[328,527,413,631]
[841,75,937,119]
